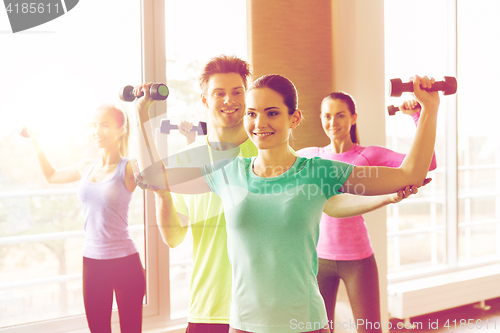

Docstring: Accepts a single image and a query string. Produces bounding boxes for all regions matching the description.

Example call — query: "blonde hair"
[96,104,130,156]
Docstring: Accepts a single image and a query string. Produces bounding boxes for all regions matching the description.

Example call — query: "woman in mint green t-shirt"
[136,74,439,333]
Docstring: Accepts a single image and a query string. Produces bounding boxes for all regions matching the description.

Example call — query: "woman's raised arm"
[21,127,90,184]
[341,75,440,195]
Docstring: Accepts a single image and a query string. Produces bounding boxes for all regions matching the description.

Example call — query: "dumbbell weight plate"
[119,85,136,102]
[119,83,169,102]
[388,76,457,97]
[150,84,169,100]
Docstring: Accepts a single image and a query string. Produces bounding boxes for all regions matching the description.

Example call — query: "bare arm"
[134,83,208,247]
[134,83,210,193]
[21,128,89,184]
[324,185,418,218]
[342,75,439,195]
[124,160,138,192]
[400,99,437,171]
[154,190,189,248]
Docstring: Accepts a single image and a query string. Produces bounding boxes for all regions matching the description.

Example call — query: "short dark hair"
[248,74,298,115]
[199,55,252,93]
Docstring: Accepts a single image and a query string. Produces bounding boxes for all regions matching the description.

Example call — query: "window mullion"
[445,0,458,267]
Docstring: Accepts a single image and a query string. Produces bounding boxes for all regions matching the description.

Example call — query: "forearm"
[412,109,438,171]
[32,138,56,182]
[155,191,188,248]
[135,105,163,175]
[324,193,393,218]
[400,106,438,182]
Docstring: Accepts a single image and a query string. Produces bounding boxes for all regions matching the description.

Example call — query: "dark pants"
[317,255,381,333]
[186,322,230,333]
[83,253,146,333]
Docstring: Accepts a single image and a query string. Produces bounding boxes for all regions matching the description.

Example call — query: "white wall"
[332,1,389,332]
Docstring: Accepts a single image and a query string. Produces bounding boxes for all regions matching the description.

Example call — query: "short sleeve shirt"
[202,156,354,332]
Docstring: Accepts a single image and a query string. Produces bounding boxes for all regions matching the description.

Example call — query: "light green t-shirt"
[202,156,354,332]
[172,136,258,324]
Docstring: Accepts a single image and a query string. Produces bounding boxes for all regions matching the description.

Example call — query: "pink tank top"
[298,111,437,260]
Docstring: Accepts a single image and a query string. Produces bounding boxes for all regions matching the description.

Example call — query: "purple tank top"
[77,158,138,259]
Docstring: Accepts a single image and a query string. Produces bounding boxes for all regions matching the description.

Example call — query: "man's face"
[201,72,246,130]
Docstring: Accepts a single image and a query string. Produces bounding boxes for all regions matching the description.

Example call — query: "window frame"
[0,1,186,332]
[386,0,500,284]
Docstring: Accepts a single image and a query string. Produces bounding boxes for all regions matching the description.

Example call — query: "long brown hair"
[323,92,360,144]
[248,74,298,115]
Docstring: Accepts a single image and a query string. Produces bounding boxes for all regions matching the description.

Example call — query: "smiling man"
[135,55,257,333]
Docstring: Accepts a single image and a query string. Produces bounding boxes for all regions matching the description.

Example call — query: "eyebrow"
[246,107,281,111]
[213,86,244,91]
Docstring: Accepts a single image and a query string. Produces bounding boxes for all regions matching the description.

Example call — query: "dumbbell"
[119,83,169,102]
[160,119,207,135]
[388,76,457,97]
[387,102,421,116]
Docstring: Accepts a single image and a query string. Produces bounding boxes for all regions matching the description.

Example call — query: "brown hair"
[248,74,298,115]
[199,55,252,93]
[323,92,360,144]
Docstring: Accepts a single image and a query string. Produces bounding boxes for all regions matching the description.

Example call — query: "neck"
[330,138,354,154]
[208,123,248,150]
[253,142,296,178]
[99,147,122,166]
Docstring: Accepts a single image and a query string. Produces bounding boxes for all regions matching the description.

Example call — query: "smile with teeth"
[253,132,274,137]
[221,108,238,114]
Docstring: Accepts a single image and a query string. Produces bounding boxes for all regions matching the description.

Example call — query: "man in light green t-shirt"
[135,55,256,333]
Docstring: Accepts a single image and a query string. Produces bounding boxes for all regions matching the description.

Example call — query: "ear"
[118,125,126,137]
[201,93,209,109]
[351,112,358,125]
[290,109,302,129]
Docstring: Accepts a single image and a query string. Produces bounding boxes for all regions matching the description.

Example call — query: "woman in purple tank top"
[22,104,145,333]
[298,93,437,333]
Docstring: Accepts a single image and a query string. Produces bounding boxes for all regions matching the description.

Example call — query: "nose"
[94,125,104,137]
[254,114,267,129]
[223,93,233,105]
[331,116,339,127]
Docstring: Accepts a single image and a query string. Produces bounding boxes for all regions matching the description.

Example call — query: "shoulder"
[359,145,397,159]
[239,138,258,157]
[124,159,136,175]
[297,156,350,170]
[297,147,321,158]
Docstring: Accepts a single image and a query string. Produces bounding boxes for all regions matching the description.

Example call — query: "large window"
[162,0,247,319]
[385,0,500,279]
[0,0,248,331]
[0,0,144,330]
[456,0,500,264]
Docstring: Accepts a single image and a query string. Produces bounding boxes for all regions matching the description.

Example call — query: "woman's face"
[320,98,356,143]
[91,108,123,149]
[244,88,300,150]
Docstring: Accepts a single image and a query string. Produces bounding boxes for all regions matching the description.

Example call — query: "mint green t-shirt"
[202,156,354,332]
[172,137,258,324]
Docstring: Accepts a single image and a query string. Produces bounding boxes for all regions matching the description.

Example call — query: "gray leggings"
[317,255,381,333]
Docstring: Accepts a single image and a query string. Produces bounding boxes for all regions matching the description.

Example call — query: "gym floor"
[389,297,500,332]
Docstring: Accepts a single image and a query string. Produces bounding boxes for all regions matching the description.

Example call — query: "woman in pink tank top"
[22,104,145,333]
[298,93,437,333]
